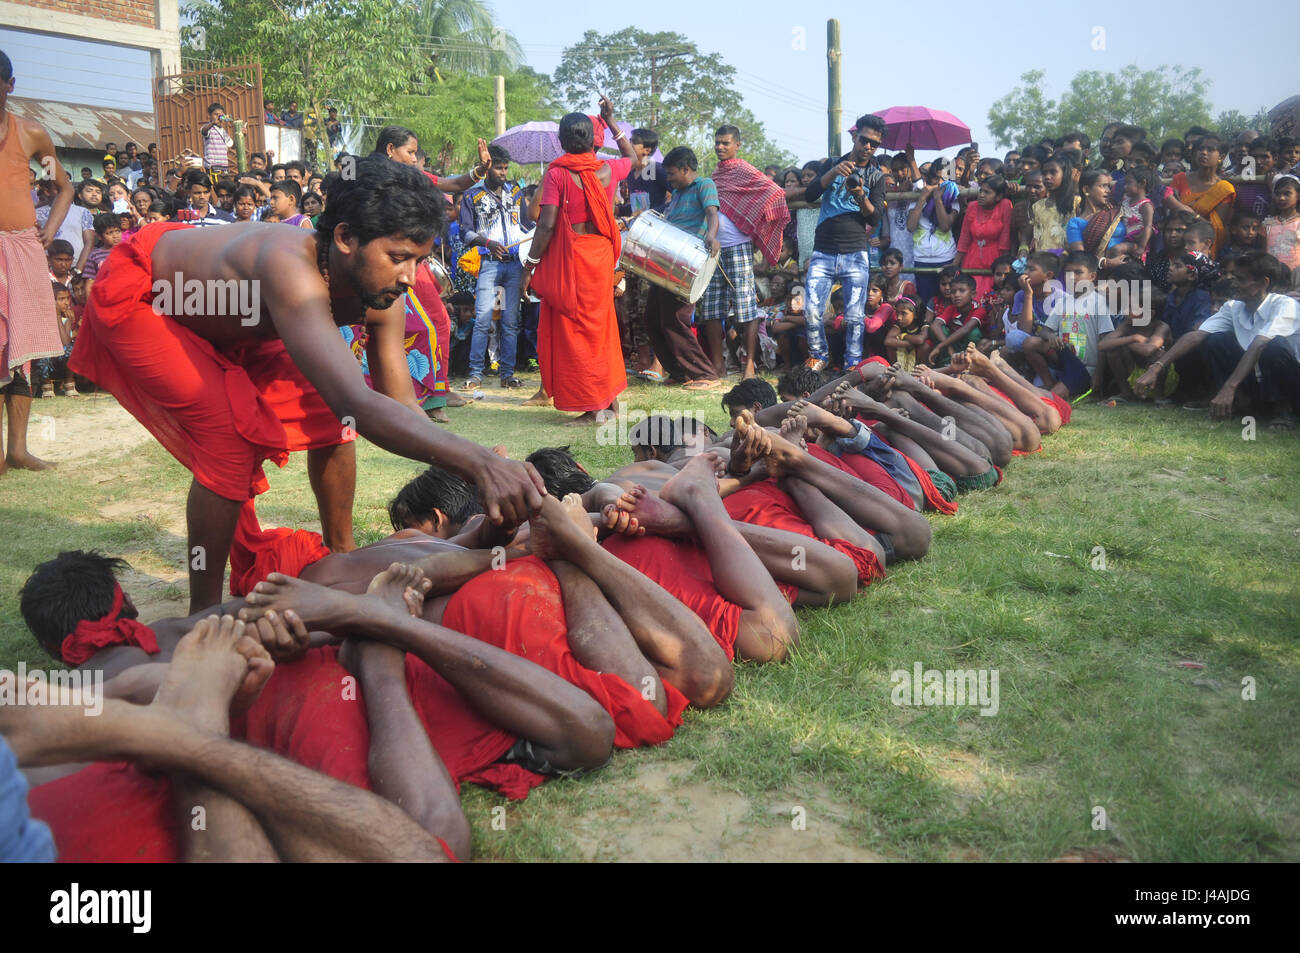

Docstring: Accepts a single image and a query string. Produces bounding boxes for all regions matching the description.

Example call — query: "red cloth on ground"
[28,763,180,863]
[711,157,791,265]
[806,441,914,509]
[235,645,543,800]
[724,482,884,586]
[1043,391,1072,425]
[534,153,627,412]
[227,499,330,596]
[60,583,159,665]
[601,534,748,659]
[443,556,687,748]
[69,222,351,502]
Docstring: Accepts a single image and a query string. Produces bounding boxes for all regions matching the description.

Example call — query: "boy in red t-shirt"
[929,273,987,365]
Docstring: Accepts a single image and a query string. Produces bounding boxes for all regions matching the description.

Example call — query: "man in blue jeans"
[800,113,888,371]
[459,145,533,389]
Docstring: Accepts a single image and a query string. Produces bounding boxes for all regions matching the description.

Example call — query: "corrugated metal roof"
[8,97,156,152]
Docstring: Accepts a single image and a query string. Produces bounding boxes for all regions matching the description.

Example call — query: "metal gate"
[154,61,265,171]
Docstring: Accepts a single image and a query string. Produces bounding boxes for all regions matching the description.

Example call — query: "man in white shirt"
[1136,251,1299,428]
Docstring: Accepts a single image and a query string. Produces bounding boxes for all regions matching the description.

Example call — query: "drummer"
[643,147,722,390]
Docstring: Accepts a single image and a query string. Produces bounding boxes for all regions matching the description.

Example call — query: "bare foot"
[729,410,771,475]
[241,573,363,632]
[754,425,806,479]
[527,494,599,561]
[152,615,268,736]
[445,391,469,407]
[242,606,310,663]
[427,408,452,424]
[790,398,855,437]
[366,563,432,618]
[4,451,56,471]
[779,413,808,448]
[613,483,692,536]
[561,493,598,540]
[600,503,646,537]
[521,389,552,407]
[963,342,994,375]
[659,451,724,511]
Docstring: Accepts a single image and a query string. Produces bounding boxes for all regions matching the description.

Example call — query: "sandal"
[683,378,720,390]
[636,369,667,383]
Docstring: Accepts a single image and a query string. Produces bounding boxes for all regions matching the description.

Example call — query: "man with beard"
[69,155,547,614]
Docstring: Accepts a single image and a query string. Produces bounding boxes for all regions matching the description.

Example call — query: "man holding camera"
[800,113,888,372]
[200,102,234,177]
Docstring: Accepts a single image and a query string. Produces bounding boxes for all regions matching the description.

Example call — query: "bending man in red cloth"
[70,154,546,612]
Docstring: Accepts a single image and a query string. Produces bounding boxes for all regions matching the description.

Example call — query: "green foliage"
[387,68,556,173]
[989,65,1215,150]
[1215,108,1272,142]
[553,28,795,169]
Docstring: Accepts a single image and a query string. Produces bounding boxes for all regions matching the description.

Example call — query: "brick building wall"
[17,0,156,29]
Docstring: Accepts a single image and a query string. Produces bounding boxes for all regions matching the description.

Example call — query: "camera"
[845,173,863,192]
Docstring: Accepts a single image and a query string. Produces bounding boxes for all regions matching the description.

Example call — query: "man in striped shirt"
[201,103,234,175]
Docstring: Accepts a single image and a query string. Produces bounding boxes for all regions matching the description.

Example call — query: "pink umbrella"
[869,106,971,152]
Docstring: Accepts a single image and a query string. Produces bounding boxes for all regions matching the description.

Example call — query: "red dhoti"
[69,222,352,502]
[443,556,688,747]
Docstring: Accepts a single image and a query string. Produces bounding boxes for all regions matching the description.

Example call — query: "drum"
[618,212,718,303]
[426,257,452,295]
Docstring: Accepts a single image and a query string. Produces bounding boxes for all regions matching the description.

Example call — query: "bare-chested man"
[68,154,546,612]
[0,49,75,474]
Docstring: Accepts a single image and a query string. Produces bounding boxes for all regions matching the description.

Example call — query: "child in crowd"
[1221,210,1264,259]
[1277,137,1300,175]
[268,180,313,229]
[923,264,961,326]
[878,248,918,305]
[1006,251,1060,370]
[929,273,987,365]
[81,213,123,280]
[1012,169,1045,257]
[1159,139,1185,167]
[1099,264,1172,402]
[1119,166,1156,261]
[1262,174,1300,271]
[1149,210,1197,291]
[446,291,476,377]
[884,296,928,370]
[47,240,75,291]
[1235,138,1277,220]
[768,284,808,372]
[37,283,79,398]
[862,275,898,361]
[1031,251,1114,398]
[1182,219,1216,259]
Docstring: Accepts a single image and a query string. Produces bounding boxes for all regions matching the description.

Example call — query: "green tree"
[1214,108,1272,142]
[387,67,557,175]
[415,0,524,77]
[988,65,1215,150]
[552,29,794,169]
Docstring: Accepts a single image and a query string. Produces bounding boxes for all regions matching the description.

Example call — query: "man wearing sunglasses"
[800,113,888,372]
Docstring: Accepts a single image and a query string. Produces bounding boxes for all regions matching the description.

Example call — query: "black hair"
[51,280,70,296]
[92,212,121,235]
[938,264,962,281]
[628,414,685,459]
[525,447,596,497]
[1276,136,1298,152]
[977,157,1005,175]
[249,151,267,164]
[48,239,74,257]
[1103,262,1147,285]
[1249,137,1275,156]
[448,290,475,309]
[372,125,418,157]
[1027,250,1061,275]
[20,551,135,661]
[207,102,223,115]
[213,178,235,194]
[387,465,482,532]
[1160,138,1184,156]
[1022,144,1051,167]
[1130,141,1157,161]
[559,112,594,154]
[1079,168,1111,198]
[1126,166,1157,197]
[1114,124,1146,144]
[881,247,904,266]
[854,114,886,138]
[181,168,211,191]
[715,124,742,141]
[271,178,303,208]
[630,128,659,151]
[950,273,977,291]
[981,174,1009,199]
[802,160,821,173]
[1042,153,1078,217]
[487,143,511,166]
[315,154,444,254]
[777,366,825,399]
[1184,125,1212,142]
[1062,250,1098,272]
[663,146,698,171]
[1061,130,1091,150]
[1235,251,1291,292]
[1233,206,1263,222]
[1184,219,1215,245]
[285,159,307,177]
[147,200,169,217]
[0,49,12,83]
[233,184,259,203]
[991,253,1015,272]
[721,377,777,413]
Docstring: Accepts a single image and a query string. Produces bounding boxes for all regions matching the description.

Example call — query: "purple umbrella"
[870,106,971,152]
[492,121,561,164]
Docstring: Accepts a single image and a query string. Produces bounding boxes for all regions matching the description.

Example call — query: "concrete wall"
[0,0,180,78]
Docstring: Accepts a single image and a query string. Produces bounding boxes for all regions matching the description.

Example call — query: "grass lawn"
[2,377,1297,862]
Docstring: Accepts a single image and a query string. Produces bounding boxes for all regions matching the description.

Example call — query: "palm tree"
[415,0,524,79]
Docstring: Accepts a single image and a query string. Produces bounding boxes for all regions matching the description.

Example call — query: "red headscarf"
[60,583,159,665]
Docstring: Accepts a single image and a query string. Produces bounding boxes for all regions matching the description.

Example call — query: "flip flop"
[636,369,667,383]
[683,378,720,391]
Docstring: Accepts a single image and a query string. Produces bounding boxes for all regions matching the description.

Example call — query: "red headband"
[61,582,159,666]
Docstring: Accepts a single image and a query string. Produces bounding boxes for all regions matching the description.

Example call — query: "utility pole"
[827,19,841,157]
[494,75,506,136]
[649,53,658,129]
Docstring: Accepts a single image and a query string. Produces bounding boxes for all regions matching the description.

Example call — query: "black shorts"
[497,737,610,780]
